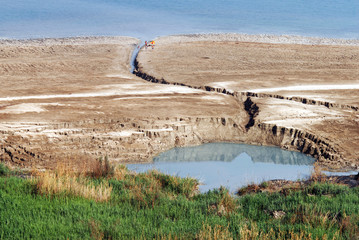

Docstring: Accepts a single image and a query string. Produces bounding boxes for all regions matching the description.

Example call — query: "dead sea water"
[1,0,358,40]
[127,143,315,193]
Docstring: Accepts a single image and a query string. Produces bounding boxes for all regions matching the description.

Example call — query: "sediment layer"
[0,116,247,169]
[0,34,358,172]
[135,35,359,170]
[0,36,249,170]
[134,65,352,170]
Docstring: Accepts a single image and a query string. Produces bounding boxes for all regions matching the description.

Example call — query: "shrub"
[113,164,128,180]
[151,170,199,197]
[237,184,261,196]
[309,162,326,182]
[259,181,269,189]
[305,183,349,196]
[0,162,9,176]
[37,169,112,202]
[217,187,237,216]
[89,155,114,179]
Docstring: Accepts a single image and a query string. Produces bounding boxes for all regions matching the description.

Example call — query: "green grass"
[0,165,358,239]
[0,163,9,176]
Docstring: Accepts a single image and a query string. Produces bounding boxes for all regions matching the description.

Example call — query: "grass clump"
[196,223,233,240]
[110,169,199,209]
[237,183,262,195]
[0,160,358,239]
[88,155,114,179]
[305,182,349,196]
[309,162,327,182]
[37,164,112,202]
[0,162,9,176]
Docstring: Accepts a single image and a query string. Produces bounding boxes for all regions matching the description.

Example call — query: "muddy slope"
[0,37,249,169]
[1,34,358,171]
[135,34,359,170]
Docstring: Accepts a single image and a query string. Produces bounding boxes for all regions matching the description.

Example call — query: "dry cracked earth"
[0,34,358,171]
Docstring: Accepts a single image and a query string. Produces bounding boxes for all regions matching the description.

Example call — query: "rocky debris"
[0,136,41,166]
[329,174,359,188]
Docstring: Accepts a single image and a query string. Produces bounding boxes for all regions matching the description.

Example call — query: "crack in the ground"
[133,56,359,170]
[245,92,358,112]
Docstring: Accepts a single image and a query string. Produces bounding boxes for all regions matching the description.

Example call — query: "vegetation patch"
[0,162,9,176]
[37,169,113,202]
[0,161,358,239]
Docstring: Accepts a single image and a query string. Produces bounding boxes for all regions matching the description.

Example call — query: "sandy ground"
[137,35,359,106]
[136,34,359,170]
[0,34,358,171]
[0,36,246,170]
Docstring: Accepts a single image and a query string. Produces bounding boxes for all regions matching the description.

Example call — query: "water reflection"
[153,143,314,165]
[127,143,315,193]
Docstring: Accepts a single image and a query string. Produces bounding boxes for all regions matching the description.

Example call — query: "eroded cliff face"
[1,36,358,171]
[245,123,343,169]
[245,92,358,112]
[237,96,340,163]
[133,36,359,171]
[0,91,355,170]
[0,37,250,170]
[0,116,247,169]
[134,64,358,171]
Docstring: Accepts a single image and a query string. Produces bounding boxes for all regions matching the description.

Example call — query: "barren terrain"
[0,34,358,171]
[135,34,359,170]
[0,36,247,170]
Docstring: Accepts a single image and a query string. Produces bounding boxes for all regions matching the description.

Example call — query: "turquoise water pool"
[127,143,315,192]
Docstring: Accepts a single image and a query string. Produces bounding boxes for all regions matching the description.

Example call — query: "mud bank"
[0,36,251,170]
[0,35,358,172]
[134,36,359,170]
[0,115,248,169]
[134,67,353,170]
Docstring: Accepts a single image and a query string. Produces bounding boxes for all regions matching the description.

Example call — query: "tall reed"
[37,164,112,202]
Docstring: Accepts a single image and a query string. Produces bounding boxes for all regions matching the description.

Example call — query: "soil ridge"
[134,60,352,170]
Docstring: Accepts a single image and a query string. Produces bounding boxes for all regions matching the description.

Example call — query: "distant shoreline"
[0,36,139,46]
[155,33,359,46]
[1,33,359,47]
